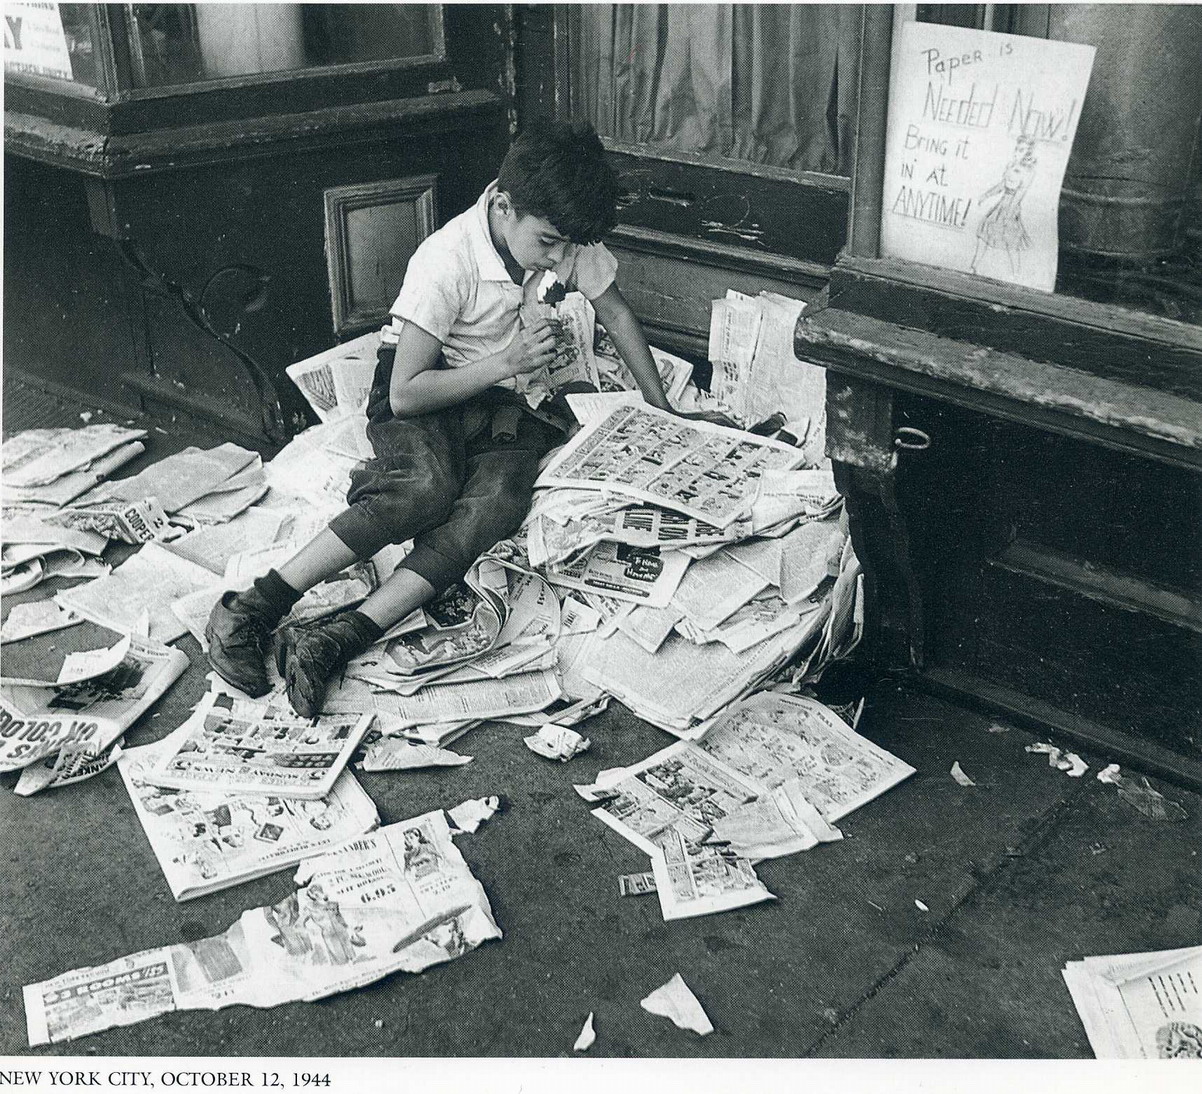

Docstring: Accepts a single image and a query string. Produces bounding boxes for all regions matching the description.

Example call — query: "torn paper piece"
[24,812,499,1045]
[915,899,930,912]
[360,739,473,772]
[56,634,133,687]
[447,796,502,834]
[524,724,590,762]
[14,738,124,796]
[708,779,843,862]
[1026,742,1087,777]
[618,872,658,897]
[1097,763,1121,784]
[0,601,81,644]
[950,761,976,787]
[640,974,714,1036]
[573,1012,596,1052]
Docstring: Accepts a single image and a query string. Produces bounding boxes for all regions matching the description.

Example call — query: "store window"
[554,4,859,267]
[123,3,442,88]
[2,2,100,87]
[910,4,1202,327]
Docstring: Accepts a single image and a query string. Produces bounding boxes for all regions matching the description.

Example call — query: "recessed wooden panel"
[324,174,437,336]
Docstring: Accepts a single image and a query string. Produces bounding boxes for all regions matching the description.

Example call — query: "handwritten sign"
[4,2,72,81]
[881,23,1094,291]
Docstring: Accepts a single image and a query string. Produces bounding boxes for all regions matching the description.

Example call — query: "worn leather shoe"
[205,586,286,697]
[277,610,381,718]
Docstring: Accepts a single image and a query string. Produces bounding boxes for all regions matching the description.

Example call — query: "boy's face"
[494,192,571,273]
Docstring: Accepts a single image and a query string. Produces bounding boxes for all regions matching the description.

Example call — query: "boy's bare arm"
[591,284,672,411]
[389,319,557,417]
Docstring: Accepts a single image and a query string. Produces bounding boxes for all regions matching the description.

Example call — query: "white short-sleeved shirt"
[380,180,618,384]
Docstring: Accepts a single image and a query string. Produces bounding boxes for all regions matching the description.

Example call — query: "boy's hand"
[676,408,739,429]
[507,319,558,377]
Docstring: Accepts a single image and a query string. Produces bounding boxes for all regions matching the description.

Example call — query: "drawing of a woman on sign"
[971,136,1037,277]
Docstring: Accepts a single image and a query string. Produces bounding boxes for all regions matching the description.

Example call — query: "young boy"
[207,120,676,717]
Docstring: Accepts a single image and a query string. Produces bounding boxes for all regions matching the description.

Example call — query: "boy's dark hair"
[497,119,618,244]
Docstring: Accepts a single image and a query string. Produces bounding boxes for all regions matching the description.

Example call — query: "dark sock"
[344,610,384,645]
[253,569,302,612]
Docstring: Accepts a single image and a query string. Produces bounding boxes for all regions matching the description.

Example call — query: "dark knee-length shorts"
[328,347,563,594]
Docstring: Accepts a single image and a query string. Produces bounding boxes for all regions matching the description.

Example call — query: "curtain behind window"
[569,4,848,175]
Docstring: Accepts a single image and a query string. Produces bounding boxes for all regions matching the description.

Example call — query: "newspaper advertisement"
[538,403,803,528]
[24,812,500,1045]
[2,423,147,488]
[119,734,379,901]
[1,637,189,773]
[285,330,380,421]
[147,690,373,800]
[546,540,690,609]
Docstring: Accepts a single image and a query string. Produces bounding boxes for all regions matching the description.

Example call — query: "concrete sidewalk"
[2,377,1199,1058]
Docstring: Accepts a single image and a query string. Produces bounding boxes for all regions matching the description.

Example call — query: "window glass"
[125,3,440,88]
[3,2,99,87]
[569,4,850,177]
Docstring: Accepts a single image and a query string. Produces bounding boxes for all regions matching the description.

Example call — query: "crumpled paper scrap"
[1026,742,1087,777]
[524,724,590,762]
[639,974,713,1036]
[573,1012,596,1052]
[447,796,503,834]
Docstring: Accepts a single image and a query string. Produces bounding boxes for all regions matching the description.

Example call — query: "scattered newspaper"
[119,732,379,900]
[0,601,82,644]
[50,497,172,544]
[2,424,147,488]
[84,443,258,514]
[3,441,147,508]
[285,331,380,422]
[1,636,188,773]
[1063,945,1202,1058]
[648,825,774,920]
[538,403,803,528]
[14,737,125,797]
[24,811,500,1045]
[146,689,373,800]
[56,542,221,644]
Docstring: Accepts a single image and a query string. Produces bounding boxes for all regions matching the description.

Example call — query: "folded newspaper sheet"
[1,635,188,774]
[1062,945,1202,1059]
[576,694,913,919]
[119,731,379,900]
[24,811,500,1045]
[14,737,125,797]
[146,688,373,800]
[516,287,600,409]
[2,423,148,489]
[537,403,804,528]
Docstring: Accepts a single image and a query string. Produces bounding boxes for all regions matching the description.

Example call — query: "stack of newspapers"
[518,394,861,735]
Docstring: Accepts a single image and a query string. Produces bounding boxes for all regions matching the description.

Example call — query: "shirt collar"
[469,180,515,284]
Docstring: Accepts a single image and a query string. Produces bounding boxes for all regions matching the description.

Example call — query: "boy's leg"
[209,399,464,700]
[277,402,559,716]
